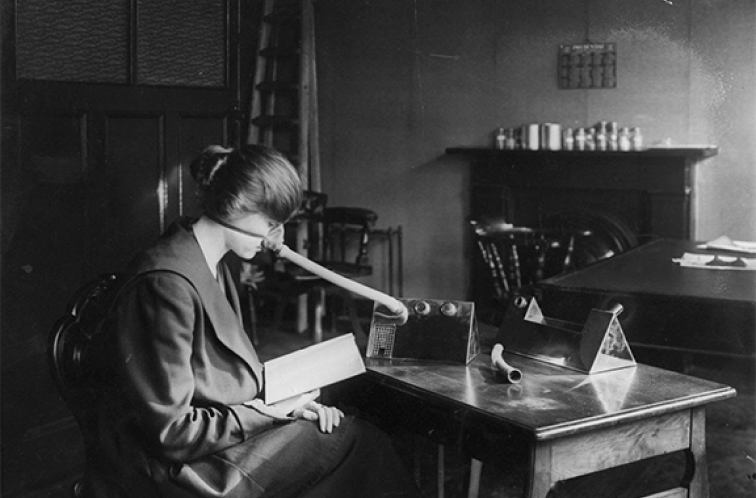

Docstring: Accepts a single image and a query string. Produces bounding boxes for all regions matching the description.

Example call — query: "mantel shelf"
[446,146,718,161]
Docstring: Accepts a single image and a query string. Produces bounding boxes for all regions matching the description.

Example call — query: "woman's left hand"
[291,401,345,433]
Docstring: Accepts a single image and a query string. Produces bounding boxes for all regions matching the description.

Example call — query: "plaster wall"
[316,0,756,300]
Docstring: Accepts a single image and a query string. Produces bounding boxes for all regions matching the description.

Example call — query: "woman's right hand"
[291,401,345,433]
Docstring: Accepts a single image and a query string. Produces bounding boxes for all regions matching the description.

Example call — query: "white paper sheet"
[697,235,756,255]
[673,252,756,271]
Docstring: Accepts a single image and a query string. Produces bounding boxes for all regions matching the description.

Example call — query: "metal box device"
[367,298,479,365]
[498,295,636,374]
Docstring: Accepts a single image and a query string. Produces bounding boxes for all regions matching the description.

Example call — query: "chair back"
[470,217,591,301]
[262,197,380,338]
[322,206,378,276]
[285,192,378,277]
[296,190,328,221]
[48,273,124,458]
[280,190,328,260]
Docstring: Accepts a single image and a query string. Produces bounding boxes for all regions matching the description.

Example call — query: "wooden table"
[344,351,735,498]
[537,238,756,363]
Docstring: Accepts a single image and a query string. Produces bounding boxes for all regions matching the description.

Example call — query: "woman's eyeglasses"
[207,214,275,239]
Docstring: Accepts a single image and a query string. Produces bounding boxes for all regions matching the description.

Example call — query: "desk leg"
[467,458,483,498]
[527,441,556,498]
[686,407,709,498]
[438,444,445,498]
[313,287,324,343]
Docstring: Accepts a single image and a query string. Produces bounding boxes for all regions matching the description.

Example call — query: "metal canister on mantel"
[631,127,643,150]
[607,122,619,150]
[522,124,541,150]
[574,128,587,150]
[495,128,507,150]
[562,127,574,150]
[619,127,632,151]
[540,123,562,150]
[595,121,608,151]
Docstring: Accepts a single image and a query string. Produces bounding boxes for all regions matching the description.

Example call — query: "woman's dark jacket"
[90,219,290,498]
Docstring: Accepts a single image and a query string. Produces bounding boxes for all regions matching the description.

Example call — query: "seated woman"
[92,144,420,498]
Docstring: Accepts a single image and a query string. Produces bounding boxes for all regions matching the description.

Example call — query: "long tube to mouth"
[272,244,409,325]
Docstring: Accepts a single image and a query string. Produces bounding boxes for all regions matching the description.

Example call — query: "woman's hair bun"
[190,145,233,188]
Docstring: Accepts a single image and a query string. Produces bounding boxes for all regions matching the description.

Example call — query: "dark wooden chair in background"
[314,205,379,336]
[240,191,328,343]
[470,211,637,312]
[48,273,125,498]
[274,201,379,340]
[243,191,379,342]
[470,218,589,303]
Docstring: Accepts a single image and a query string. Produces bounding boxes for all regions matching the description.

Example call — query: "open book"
[263,333,366,405]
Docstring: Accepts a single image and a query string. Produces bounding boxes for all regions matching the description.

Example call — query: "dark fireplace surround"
[446,146,718,305]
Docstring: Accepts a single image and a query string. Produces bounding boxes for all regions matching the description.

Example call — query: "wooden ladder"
[247,0,320,192]
[246,0,321,335]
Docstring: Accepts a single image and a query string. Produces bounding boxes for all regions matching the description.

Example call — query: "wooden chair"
[315,205,379,336]
[470,217,592,304]
[240,191,328,342]
[48,273,125,498]
[254,194,379,340]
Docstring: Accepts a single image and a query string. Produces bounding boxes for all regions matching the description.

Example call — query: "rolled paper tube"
[491,343,523,384]
[276,244,409,325]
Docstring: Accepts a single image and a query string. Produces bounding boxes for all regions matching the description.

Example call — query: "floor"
[11,311,756,498]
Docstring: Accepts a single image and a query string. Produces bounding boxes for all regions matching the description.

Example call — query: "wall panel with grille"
[137,0,227,87]
[16,0,130,83]
[16,0,228,88]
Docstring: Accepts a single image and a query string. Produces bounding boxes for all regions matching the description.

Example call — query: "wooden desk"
[537,238,756,362]
[345,353,735,498]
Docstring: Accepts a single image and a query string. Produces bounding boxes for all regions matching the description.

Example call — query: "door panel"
[15,0,130,83]
[1,0,254,493]
[137,0,228,87]
[4,112,90,363]
[98,114,165,271]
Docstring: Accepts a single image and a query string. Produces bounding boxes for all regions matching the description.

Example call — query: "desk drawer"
[548,410,690,480]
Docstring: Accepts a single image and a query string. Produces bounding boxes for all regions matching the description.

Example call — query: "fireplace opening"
[540,211,639,270]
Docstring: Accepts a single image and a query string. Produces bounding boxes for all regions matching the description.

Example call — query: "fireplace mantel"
[447,146,717,161]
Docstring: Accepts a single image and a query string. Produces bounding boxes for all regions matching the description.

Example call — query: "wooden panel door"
[0,1,261,495]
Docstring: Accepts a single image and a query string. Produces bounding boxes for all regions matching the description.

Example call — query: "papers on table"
[696,235,756,255]
[673,252,756,271]
[675,235,756,270]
